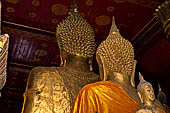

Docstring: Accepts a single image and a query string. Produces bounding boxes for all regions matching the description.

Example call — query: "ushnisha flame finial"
[70,0,78,13]
[109,16,119,34]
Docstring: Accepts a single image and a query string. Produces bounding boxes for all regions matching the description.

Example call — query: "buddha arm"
[0,34,9,96]
[22,67,70,113]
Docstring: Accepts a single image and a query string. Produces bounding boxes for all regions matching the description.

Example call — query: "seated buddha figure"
[21,2,100,113]
[71,17,142,113]
[0,34,9,97]
[136,74,165,113]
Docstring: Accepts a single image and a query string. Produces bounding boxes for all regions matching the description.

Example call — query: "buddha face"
[142,84,155,104]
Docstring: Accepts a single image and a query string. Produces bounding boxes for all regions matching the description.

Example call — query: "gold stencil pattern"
[6,0,21,4]
[32,0,40,7]
[86,0,94,6]
[7,7,15,13]
[28,12,37,18]
[51,4,68,16]
[107,6,115,12]
[96,15,111,26]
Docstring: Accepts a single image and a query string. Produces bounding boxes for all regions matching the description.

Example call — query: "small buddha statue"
[136,73,166,113]
[21,1,100,113]
[0,34,9,97]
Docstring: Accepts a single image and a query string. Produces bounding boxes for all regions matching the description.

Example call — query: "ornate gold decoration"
[95,15,111,26]
[51,18,59,24]
[7,7,15,13]
[34,49,47,56]
[51,4,68,16]
[32,0,40,7]
[85,0,94,6]
[28,12,36,18]
[6,0,21,4]
[56,6,96,57]
[107,6,115,12]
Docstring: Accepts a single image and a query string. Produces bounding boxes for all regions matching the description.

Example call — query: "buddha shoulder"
[27,67,64,87]
[29,67,60,78]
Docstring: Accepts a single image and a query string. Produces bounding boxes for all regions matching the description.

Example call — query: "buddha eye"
[147,89,150,92]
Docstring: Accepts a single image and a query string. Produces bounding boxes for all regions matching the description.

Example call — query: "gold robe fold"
[71,81,139,113]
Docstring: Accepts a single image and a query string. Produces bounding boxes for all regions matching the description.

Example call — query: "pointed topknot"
[70,0,78,13]
[109,16,119,34]
[139,72,144,81]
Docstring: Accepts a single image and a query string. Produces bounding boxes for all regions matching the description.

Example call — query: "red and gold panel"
[1,0,159,41]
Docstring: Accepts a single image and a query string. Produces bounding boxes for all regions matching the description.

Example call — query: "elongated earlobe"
[96,54,105,81]
[89,57,93,71]
[131,60,137,87]
[100,56,107,81]
[138,92,143,103]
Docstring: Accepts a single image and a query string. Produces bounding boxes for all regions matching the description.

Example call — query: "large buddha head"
[56,1,96,68]
[96,17,136,86]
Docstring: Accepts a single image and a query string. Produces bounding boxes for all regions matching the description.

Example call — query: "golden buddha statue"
[136,73,165,113]
[0,34,9,97]
[71,17,141,113]
[21,1,100,113]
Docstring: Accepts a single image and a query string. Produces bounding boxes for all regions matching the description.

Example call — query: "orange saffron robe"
[71,81,139,113]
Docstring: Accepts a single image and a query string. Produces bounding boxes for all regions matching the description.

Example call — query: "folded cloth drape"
[71,81,139,113]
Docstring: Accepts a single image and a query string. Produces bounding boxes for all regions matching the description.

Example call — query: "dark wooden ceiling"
[0,0,170,113]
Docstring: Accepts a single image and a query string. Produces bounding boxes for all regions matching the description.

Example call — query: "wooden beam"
[131,16,166,59]
[2,21,56,37]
